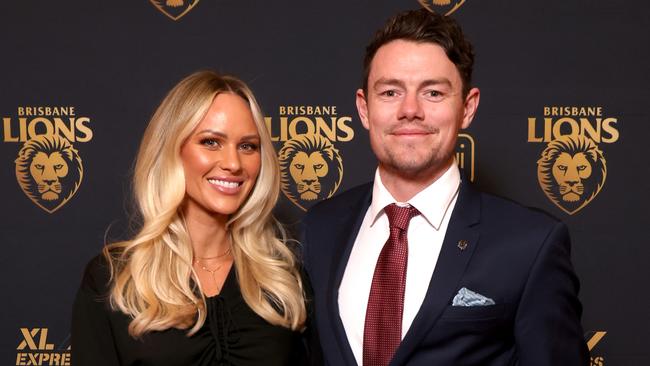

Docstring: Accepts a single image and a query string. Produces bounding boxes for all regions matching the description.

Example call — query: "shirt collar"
[369,163,461,230]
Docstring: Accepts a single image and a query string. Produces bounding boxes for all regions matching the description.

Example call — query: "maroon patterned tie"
[363,203,419,366]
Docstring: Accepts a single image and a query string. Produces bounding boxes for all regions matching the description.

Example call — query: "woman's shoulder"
[78,251,116,296]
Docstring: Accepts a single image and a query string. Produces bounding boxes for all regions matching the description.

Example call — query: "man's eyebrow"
[372,77,453,89]
[420,78,452,88]
[373,78,405,89]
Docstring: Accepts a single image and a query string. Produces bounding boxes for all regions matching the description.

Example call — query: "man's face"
[356,39,479,181]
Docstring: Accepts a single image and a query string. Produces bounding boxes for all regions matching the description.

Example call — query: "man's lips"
[390,128,433,137]
[388,124,437,136]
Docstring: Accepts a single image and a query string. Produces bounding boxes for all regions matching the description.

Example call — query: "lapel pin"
[457,240,468,251]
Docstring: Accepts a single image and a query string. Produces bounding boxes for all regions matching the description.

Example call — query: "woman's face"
[180,93,262,219]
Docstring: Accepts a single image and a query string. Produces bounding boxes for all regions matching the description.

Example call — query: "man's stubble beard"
[375,139,453,180]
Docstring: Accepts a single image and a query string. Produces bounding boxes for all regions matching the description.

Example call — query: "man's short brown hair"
[362,9,475,97]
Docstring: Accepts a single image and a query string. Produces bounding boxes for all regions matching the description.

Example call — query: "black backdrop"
[2,1,648,365]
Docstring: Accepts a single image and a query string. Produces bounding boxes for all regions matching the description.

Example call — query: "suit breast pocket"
[439,303,506,322]
[422,304,512,351]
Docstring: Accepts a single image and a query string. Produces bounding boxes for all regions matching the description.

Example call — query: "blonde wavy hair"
[104,70,306,337]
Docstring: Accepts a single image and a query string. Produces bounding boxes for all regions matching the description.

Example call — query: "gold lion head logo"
[537,134,606,215]
[15,134,83,213]
[150,0,199,20]
[418,0,467,15]
[278,134,343,211]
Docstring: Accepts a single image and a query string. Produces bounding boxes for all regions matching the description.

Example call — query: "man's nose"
[397,92,424,120]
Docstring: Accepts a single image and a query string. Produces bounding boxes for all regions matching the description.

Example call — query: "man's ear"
[461,87,480,129]
[356,89,370,130]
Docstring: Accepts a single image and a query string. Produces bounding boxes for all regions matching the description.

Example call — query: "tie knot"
[384,203,419,231]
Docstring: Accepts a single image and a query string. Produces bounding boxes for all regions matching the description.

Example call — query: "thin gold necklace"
[194,259,224,278]
[194,259,227,289]
[194,250,231,285]
[195,246,231,260]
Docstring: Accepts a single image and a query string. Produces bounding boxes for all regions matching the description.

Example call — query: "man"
[302,8,589,366]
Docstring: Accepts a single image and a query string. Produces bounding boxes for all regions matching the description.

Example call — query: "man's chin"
[387,158,449,171]
[382,154,452,177]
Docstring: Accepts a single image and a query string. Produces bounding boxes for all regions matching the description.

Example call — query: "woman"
[72,71,308,365]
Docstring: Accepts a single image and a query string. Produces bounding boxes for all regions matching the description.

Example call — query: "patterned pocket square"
[452,287,495,306]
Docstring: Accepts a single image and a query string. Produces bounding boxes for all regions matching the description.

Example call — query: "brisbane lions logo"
[418,0,466,15]
[278,134,343,211]
[537,135,606,215]
[15,134,84,213]
[149,0,200,20]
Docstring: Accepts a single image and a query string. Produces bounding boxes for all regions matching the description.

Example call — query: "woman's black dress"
[71,256,306,365]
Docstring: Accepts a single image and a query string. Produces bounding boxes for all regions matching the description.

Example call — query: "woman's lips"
[207,178,243,194]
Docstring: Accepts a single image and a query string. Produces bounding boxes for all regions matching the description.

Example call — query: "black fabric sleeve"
[514,222,590,365]
[300,266,324,366]
[71,255,122,366]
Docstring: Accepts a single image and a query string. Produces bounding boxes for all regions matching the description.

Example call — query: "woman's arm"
[71,255,122,366]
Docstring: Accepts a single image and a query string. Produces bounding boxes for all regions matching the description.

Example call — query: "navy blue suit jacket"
[302,180,589,365]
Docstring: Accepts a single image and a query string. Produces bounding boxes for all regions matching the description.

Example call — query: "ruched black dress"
[71,256,307,366]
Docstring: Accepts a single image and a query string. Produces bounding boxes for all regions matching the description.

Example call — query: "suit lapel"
[326,184,372,366]
[391,180,482,366]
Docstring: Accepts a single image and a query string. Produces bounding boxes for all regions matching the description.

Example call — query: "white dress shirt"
[338,163,461,365]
